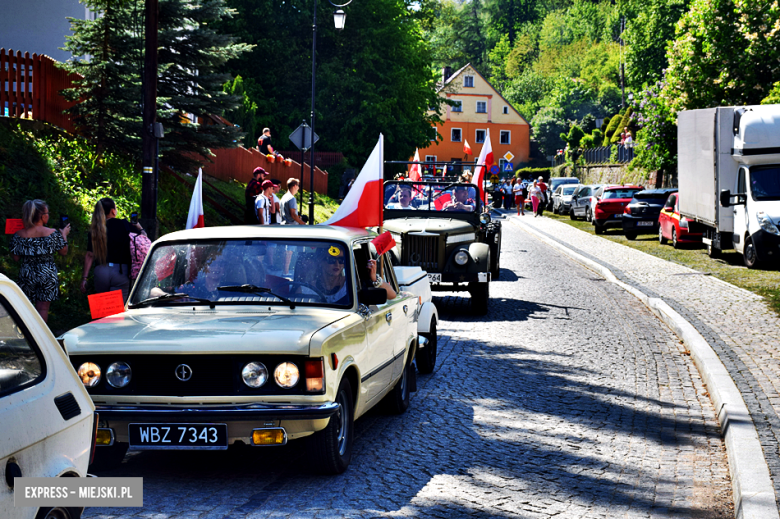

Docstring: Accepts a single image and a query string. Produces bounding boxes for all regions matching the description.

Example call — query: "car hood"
[382,218,474,235]
[61,309,348,356]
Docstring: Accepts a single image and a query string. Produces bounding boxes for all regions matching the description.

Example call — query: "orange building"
[418,64,530,177]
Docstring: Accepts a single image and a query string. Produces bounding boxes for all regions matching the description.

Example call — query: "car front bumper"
[430,272,490,291]
[751,230,780,262]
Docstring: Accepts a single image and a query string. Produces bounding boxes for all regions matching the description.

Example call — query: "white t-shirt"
[512,183,523,196]
[255,195,270,225]
[271,193,281,224]
[529,185,542,199]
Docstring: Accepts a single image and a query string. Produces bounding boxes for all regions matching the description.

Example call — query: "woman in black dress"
[10,199,70,323]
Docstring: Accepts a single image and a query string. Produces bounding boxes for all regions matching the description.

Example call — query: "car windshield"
[602,189,640,200]
[750,166,780,201]
[384,181,480,213]
[130,239,353,308]
[562,186,578,195]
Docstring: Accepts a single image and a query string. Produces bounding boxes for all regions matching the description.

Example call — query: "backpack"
[129,233,152,280]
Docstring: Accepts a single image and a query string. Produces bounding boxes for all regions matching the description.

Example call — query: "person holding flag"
[472,131,494,207]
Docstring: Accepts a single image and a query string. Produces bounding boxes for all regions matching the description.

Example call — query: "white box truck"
[678,105,780,267]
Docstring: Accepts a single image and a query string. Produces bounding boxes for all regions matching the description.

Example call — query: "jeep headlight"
[274,362,300,388]
[77,362,101,387]
[454,250,469,266]
[480,213,491,225]
[106,361,132,388]
[757,212,780,236]
[242,362,269,388]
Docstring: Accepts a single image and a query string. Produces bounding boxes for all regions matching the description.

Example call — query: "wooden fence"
[0,48,80,133]
[202,146,329,195]
[278,150,345,168]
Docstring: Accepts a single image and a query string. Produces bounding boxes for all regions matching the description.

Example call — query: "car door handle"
[385,312,392,324]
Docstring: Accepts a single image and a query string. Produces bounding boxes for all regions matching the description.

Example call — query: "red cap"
[253,167,266,177]
[261,180,274,189]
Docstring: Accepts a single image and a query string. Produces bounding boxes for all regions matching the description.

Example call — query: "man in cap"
[443,185,475,212]
[245,167,267,224]
[255,180,275,225]
[537,176,548,216]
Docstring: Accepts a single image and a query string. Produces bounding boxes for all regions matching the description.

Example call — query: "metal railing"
[554,144,636,167]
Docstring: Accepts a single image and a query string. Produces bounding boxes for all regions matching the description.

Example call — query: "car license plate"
[637,221,654,227]
[427,273,441,283]
[129,423,228,450]
[614,214,624,218]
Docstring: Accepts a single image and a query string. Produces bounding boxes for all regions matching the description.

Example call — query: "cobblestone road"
[85,222,732,519]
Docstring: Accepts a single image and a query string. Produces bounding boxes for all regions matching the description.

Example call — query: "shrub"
[602,112,622,145]
[610,106,634,144]
[515,167,552,180]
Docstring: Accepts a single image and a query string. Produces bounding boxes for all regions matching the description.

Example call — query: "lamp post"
[308,0,353,224]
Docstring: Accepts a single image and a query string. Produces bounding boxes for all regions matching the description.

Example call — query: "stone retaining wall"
[554,164,660,188]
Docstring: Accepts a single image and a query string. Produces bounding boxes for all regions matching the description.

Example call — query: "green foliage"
[531,107,567,157]
[560,124,585,148]
[223,76,260,149]
[630,82,677,180]
[762,82,780,105]
[609,107,634,144]
[514,167,551,180]
[503,70,553,121]
[602,111,622,145]
[580,128,602,149]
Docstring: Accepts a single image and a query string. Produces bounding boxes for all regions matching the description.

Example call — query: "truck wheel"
[417,320,437,374]
[744,237,761,269]
[308,377,354,474]
[470,282,489,315]
[706,243,720,258]
[490,235,501,279]
[672,228,680,249]
[659,226,667,244]
[36,508,82,519]
[89,442,129,472]
[384,360,411,414]
[625,232,637,241]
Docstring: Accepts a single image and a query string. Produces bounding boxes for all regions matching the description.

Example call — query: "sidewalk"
[500,209,780,519]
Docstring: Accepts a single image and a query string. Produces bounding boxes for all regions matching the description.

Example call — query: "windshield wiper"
[129,293,215,309]
[217,284,296,309]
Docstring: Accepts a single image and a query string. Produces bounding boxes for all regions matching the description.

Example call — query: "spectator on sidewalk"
[513,179,525,216]
[537,176,548,217]
[10,199,70,323]
[270,179,282,224]
[529,180,542,217]
[282,178,306,225]
[245,167,266,224]
[255,180,274,225]
[257,128,283,160]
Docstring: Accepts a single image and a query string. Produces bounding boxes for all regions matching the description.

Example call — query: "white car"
[62,225,421,475]
[394,266,438,374]
[0,274,96,519]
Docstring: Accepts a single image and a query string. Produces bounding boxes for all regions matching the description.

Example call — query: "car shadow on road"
[432,295,587,324]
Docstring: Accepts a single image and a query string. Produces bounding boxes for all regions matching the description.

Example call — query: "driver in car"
[385,185,415,210]
[442,185,475,212]
[304,246,397,304]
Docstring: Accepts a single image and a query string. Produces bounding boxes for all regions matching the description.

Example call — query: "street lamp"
[308,0,353,224]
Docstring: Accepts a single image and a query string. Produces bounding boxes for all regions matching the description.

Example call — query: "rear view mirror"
[359,287,387,306]
[720,189,731,207]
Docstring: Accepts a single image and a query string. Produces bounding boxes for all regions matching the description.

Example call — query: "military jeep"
[381,180,502,314]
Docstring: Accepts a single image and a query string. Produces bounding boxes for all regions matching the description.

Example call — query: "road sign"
[490,174,500,183]
[490,165,500,175]
[502,162,514,172]
[289,123,319,151]
[503,151,515,162]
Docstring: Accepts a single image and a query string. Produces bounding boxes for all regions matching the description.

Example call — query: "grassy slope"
[545,212,780,315]
[0,121,339,334]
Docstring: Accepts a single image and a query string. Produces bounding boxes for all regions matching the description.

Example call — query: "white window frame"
[451,100,462,113]
[500,130,511,145]
[475,130,486,144]
[464,75,475,88]
[451,128,462,142]
[430,126,438,141]
[425,155,437,162]
[503,106,509,115]
[476,101,487,114]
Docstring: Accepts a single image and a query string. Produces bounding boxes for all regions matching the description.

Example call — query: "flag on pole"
[186,168,205,229]
[409,148,422,181]
[324,134,384,228]
[463,140,472,155]
[474,131,494,205]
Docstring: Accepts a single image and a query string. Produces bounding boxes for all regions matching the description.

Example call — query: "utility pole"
[308,0,318,225]
[620,16,626,109]
[141,0,159,239]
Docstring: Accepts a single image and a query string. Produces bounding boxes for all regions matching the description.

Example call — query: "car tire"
[89,442,129,472]
[625,232,637,240]
[659,226,668,244]
[36,508,82,519]
[672,228,680,249]
[586,207,593,222]
[416,320,437,374]
[470,281,489,315]
[570,209,578,221]
[594,223,604,235]
[490,234,501,279]
[308,377,354,474]
[384,359,412,414]
[744,236,761,269]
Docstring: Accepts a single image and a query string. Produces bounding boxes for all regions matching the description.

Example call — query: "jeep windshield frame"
[382,180,482,224]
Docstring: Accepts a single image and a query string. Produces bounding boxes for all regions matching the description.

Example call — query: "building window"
[464,75,474,88]
[451,100,462,112]
[503,106,509,115]
[475,130,486,143]
[425,155,437,162]
[500,130,511,145]
[451,128,462,142]
[430,127,438,141]
[476,101,487,113]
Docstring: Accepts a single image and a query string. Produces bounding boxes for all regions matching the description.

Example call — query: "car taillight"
[305,358,325,392]
[624,206,632,215]
[90,412,99,465]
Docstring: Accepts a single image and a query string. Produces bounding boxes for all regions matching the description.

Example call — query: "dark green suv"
[381,181,502,314]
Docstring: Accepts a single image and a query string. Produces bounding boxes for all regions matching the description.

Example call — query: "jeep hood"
[61,309,347,356]
[382,218,474,234]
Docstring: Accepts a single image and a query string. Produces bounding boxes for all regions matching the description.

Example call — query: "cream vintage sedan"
[61,226,420,474]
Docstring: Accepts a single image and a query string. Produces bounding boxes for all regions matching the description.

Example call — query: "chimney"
[442,66,452,84]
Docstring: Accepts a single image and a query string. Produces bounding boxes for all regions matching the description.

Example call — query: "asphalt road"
[85,220,733,518]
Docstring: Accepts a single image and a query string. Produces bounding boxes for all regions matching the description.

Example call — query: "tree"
[223,76,260,149]
[531,107,567,156]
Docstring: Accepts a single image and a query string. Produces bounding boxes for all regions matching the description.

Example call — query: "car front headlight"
[77,362,101,387]
[680,217,690,229]
[757,212,780,236]
[274,362,300,388]
[106,362,132,388]
[242,362,269,388]
[480,213,491,225]
[454,250,469,265]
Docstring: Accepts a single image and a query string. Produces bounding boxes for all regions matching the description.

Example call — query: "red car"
[658,192,703,248]
[592,185,643,234]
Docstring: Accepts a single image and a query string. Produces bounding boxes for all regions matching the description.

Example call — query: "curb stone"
[509,215,779,519]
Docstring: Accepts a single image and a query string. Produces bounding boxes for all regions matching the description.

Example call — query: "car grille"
[404,234,440,270]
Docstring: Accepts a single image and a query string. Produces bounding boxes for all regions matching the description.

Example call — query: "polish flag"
[324,134,384,228]
[474,131,494,205]
[409,148,422,181]
[186,168,205,229]
[463,140,472,155]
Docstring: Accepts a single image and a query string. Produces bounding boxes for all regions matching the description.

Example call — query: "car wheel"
[594,223,604,235]
[416,320,437,375]
[586,207,593,222]
[659,226,668,244]
[384,358,412,414]
[744,236,761,269]
[89,442,129,472]
[308,377,354,474]
[570,208,578,220]
[37,508,81,519]
[672,228,680,249]
[625,232,637,240]
[470,281,489,315]
[490,235,501,279]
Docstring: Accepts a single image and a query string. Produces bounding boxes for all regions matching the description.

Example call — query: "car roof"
[604,185,642,191]
[156,225,374,245]
[634,188,678,196]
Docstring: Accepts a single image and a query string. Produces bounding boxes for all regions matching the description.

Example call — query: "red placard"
[434,193,452,211]
[371,231,397,257]
[5,219,24,234]
[155,252,176,280]
[88,290,125,320]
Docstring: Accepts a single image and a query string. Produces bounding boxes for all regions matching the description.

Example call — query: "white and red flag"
[185,168,205,229]
[409,148,422,181]
[463,139,472,156]
[324,134,384,228]
[474,131,494,204]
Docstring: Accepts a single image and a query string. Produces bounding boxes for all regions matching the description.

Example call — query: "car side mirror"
[720,189,746,207]
[359,287,387,306]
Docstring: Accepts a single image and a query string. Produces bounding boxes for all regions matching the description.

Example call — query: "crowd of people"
[244,167,306,226]
[493,176,548,217]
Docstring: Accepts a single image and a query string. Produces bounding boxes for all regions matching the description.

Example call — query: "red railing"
[201,146,329,195]
[0,48,80,133]
[278,150,344,168]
